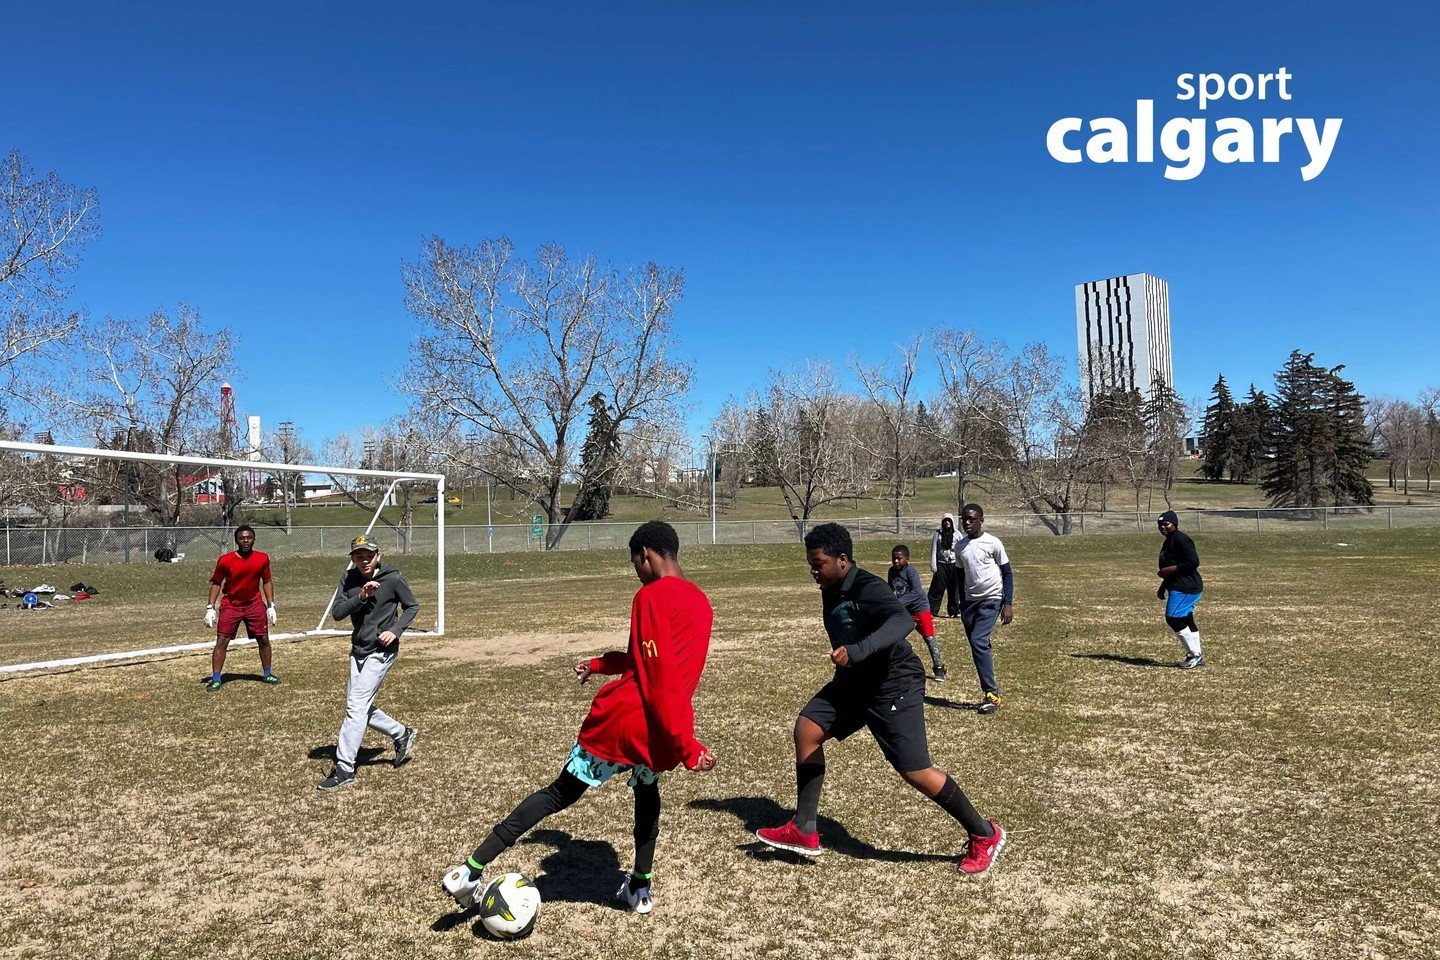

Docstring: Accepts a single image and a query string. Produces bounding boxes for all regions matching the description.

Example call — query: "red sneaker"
[755,820,822,857]
[958,820,1006,875]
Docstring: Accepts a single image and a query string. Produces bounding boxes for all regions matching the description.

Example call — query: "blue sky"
[5,2,1437,449]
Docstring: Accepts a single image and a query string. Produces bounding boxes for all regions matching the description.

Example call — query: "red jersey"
[210,550,272,605]
[577,576,713,772]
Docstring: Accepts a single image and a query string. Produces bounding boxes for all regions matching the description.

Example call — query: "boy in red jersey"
[442,520,716,916]
[204,525,277,691]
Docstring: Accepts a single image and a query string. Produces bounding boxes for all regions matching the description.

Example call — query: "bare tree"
[996,342,1107,534]
[743,362,870,536]
[1370,396,1426,497]
[927,328,1014,514]
[403,237,690,549]
[54,305,235,525]
[261,422,315,533]
[321,421,441,552]
[1420,387,1440,493]
[852,338,922,533]
[1,150,100,421]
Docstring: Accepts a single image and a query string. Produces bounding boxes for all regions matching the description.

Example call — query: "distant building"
[178,470,227,504]
[1075,273,1174,403]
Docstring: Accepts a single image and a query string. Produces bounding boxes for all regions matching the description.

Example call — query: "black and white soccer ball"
[478,873,541,940]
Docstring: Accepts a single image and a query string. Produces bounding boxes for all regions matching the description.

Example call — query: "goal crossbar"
[0,440,447,675]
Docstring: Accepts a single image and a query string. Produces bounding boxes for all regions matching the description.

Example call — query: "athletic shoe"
[958,820,1007,875]
[755,820,822,857]
[394,727,418,767]
[932,667,948,683]
[977,691,1002,715]
[615,872,654,914]
[442,865,485,909]
[317,767,356,792]
[1179,654,1206,670]
[261,674,281,685]
[205,679,222,692]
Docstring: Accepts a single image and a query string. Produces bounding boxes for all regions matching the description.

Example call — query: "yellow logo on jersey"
[641,639,658,658]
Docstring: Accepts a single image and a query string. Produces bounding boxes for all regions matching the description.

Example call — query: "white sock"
[1174,628,1202,658]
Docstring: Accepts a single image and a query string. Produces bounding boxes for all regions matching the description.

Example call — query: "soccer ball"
[478,873,541,940]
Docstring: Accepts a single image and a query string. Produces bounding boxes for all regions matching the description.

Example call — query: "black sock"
[470,771,589,870]
[629,871,652,893]
[796,762,825,834]
[932,775,992,837]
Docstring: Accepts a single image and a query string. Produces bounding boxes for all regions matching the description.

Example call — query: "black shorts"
[800,680,932,773]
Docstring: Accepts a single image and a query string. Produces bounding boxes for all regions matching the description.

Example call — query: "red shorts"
[218,596,268,639]
[910,610,935,638]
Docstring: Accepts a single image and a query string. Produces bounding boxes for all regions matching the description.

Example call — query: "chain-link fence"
[3,504,1437,566]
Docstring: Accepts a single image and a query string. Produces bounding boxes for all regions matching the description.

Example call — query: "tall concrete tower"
[1074,273,1173,402]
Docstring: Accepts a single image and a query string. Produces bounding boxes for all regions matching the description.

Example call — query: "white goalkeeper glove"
[266,604,277,625]
[204,605,218,629]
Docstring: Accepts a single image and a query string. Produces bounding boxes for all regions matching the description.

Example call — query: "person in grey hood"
[927,513,962,618]
[318,534,420,791]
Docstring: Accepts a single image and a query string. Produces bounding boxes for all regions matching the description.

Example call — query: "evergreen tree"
[1200,374,1235,481]
[570,395,620,522]
[1229,385,1272,483]
[1262,351,1374,507]
[1322,365,1374,506]
[1142,378,1188,504]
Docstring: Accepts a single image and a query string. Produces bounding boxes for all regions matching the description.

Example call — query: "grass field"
[245,459,1440,531]
[1,529,1437,959]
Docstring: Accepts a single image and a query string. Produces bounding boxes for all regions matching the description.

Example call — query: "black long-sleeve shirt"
[822,566,925,700]
[1158,530,1203,595]
[886,563,929,614]
[332,562,420,658]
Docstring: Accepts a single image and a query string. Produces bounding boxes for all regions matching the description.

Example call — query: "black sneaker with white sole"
[317,767,356,791]
[394,727,418,767]
[932,668,948,683]
[1179,654,1206,670]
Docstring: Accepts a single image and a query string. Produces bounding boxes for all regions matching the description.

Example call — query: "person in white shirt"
[955,504,1014,715]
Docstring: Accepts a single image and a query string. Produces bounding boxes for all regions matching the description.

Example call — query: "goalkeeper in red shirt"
[442,520,716,916]
[204,525,277,691]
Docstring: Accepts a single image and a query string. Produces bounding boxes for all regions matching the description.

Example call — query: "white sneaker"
[615,872,653,914]
[442,865,484,909]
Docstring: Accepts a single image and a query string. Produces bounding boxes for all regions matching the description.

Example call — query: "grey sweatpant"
[335,651,406,773]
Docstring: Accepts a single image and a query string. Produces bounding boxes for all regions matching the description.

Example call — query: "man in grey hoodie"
[318,534,420,791]
[927,514,962,618]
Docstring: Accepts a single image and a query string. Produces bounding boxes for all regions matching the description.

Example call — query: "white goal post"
[0,439,446,675]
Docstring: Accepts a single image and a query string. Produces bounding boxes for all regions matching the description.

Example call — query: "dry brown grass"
[1,531,1437,959]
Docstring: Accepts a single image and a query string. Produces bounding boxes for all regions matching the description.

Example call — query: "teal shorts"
[564,742,659,789]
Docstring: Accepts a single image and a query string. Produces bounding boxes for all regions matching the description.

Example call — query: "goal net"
[0,440,447,675]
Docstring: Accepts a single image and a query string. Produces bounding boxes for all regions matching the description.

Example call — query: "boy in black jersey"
[755,523,1006,875]
[1156,510,1205,668]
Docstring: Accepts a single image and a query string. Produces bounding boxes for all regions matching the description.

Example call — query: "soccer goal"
[0,439,446,675]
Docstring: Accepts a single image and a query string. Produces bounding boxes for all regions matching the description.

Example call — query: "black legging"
[471,770,662,874]
[1165,613,1198,633]
[928,563,961,617]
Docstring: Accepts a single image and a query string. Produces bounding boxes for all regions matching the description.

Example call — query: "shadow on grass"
[690,795,955,865]
[428,830,623,936]
[204,672,278,686]
[306,743,390,767]
[924,695,985,711]
[1068,652,1171,668]
[521,829,623,906]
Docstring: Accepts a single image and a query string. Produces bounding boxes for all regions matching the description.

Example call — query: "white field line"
[0,629,443,675]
